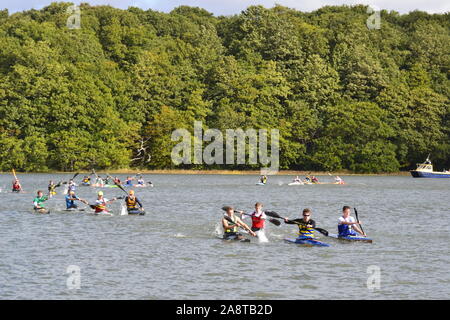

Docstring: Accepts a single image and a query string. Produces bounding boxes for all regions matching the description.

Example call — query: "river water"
[0,174,448,300]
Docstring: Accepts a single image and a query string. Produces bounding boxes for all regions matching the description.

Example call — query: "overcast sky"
[2,0,449,15]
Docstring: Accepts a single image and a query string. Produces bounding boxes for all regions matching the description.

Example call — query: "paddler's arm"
[235,217,257,237]
[352,222,366,236]
[284,218,300,224]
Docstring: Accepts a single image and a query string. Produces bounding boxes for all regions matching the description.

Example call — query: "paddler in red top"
[12,179,22,193]
[244,202,267,233]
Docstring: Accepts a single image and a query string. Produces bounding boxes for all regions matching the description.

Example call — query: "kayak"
[80,182,91,187]
[64,208,85,212]
[328,234,373,243]
[255,182,266,186]
[218,235,251,243]
[34,208,50,214]
[288,181,304,186]
[91,210,113,216]
[127,209,146,215]
[284,238,330,247]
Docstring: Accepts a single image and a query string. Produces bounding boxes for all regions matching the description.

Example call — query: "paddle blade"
[265,211,283,219]
[72,172,79,180]
[269,218,281,226]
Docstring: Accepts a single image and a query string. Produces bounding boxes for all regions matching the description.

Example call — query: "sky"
[1,0,449,15]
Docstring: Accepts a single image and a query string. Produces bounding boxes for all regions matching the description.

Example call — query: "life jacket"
[297,222,315,239]
[251,211,265,229]
[12,183,21,191]
[126,196,138,209]
[82,178,90,183]
[224,215,238,233]
[95,199,107,213]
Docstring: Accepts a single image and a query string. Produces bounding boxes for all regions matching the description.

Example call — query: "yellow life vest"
[298,223,315,238]
[224,215,238,233]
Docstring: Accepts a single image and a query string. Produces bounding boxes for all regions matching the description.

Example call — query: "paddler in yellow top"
[222,206,256,240]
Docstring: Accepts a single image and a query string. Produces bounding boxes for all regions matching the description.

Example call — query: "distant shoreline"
[2,169,411,176]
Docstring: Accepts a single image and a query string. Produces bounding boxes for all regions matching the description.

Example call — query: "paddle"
[265,211,329,236]
[354,208,366,236]
[221,206,281,226]
[12,169,24,192]
[107,174,128,195]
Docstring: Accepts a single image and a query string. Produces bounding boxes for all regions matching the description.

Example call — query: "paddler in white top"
[94,191,119,214]
[222,206,256,240]
[334,176,344,184]
[338,206,366,237]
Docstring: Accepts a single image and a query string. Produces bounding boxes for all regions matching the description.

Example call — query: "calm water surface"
[0,174,449,299]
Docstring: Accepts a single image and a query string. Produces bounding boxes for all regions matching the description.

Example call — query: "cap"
[98,191,104,196]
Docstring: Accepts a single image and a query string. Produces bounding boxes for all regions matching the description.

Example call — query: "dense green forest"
[0,2,448,172]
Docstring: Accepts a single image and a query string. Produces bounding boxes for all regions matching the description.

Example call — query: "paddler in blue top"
[284,208,316,239]
[65,190,87,209]
[338,206,366,237]
[124,176,133,187]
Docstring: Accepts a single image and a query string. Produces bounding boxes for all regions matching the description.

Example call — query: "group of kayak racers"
[15,173,365,242]
[82,175,151,188]
[222,203,366,242]
[17,174,148,215]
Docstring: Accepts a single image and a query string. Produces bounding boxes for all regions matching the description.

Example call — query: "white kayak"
[256,182,266,186]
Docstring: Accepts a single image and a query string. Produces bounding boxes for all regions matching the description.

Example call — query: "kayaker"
[338,206,366,237]
[12,179,22,193]
[81,176,91,186]
[96,176,105,187]
[334,176,345,184]
[293,176,301,182]
[65,190,87,209]
[33,190,48,211]
[48,180,57,197]
[240,202,267,233]
[93,191,119,214]
[124,177,133,187]
[283,208,316,239]
[137,176,146,186]
[222,206,256,240]
[311,176,319,184]
[124,190,144,214]
[67,179,77,192]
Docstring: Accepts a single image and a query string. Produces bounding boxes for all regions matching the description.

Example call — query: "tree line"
[0,2,448,172]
